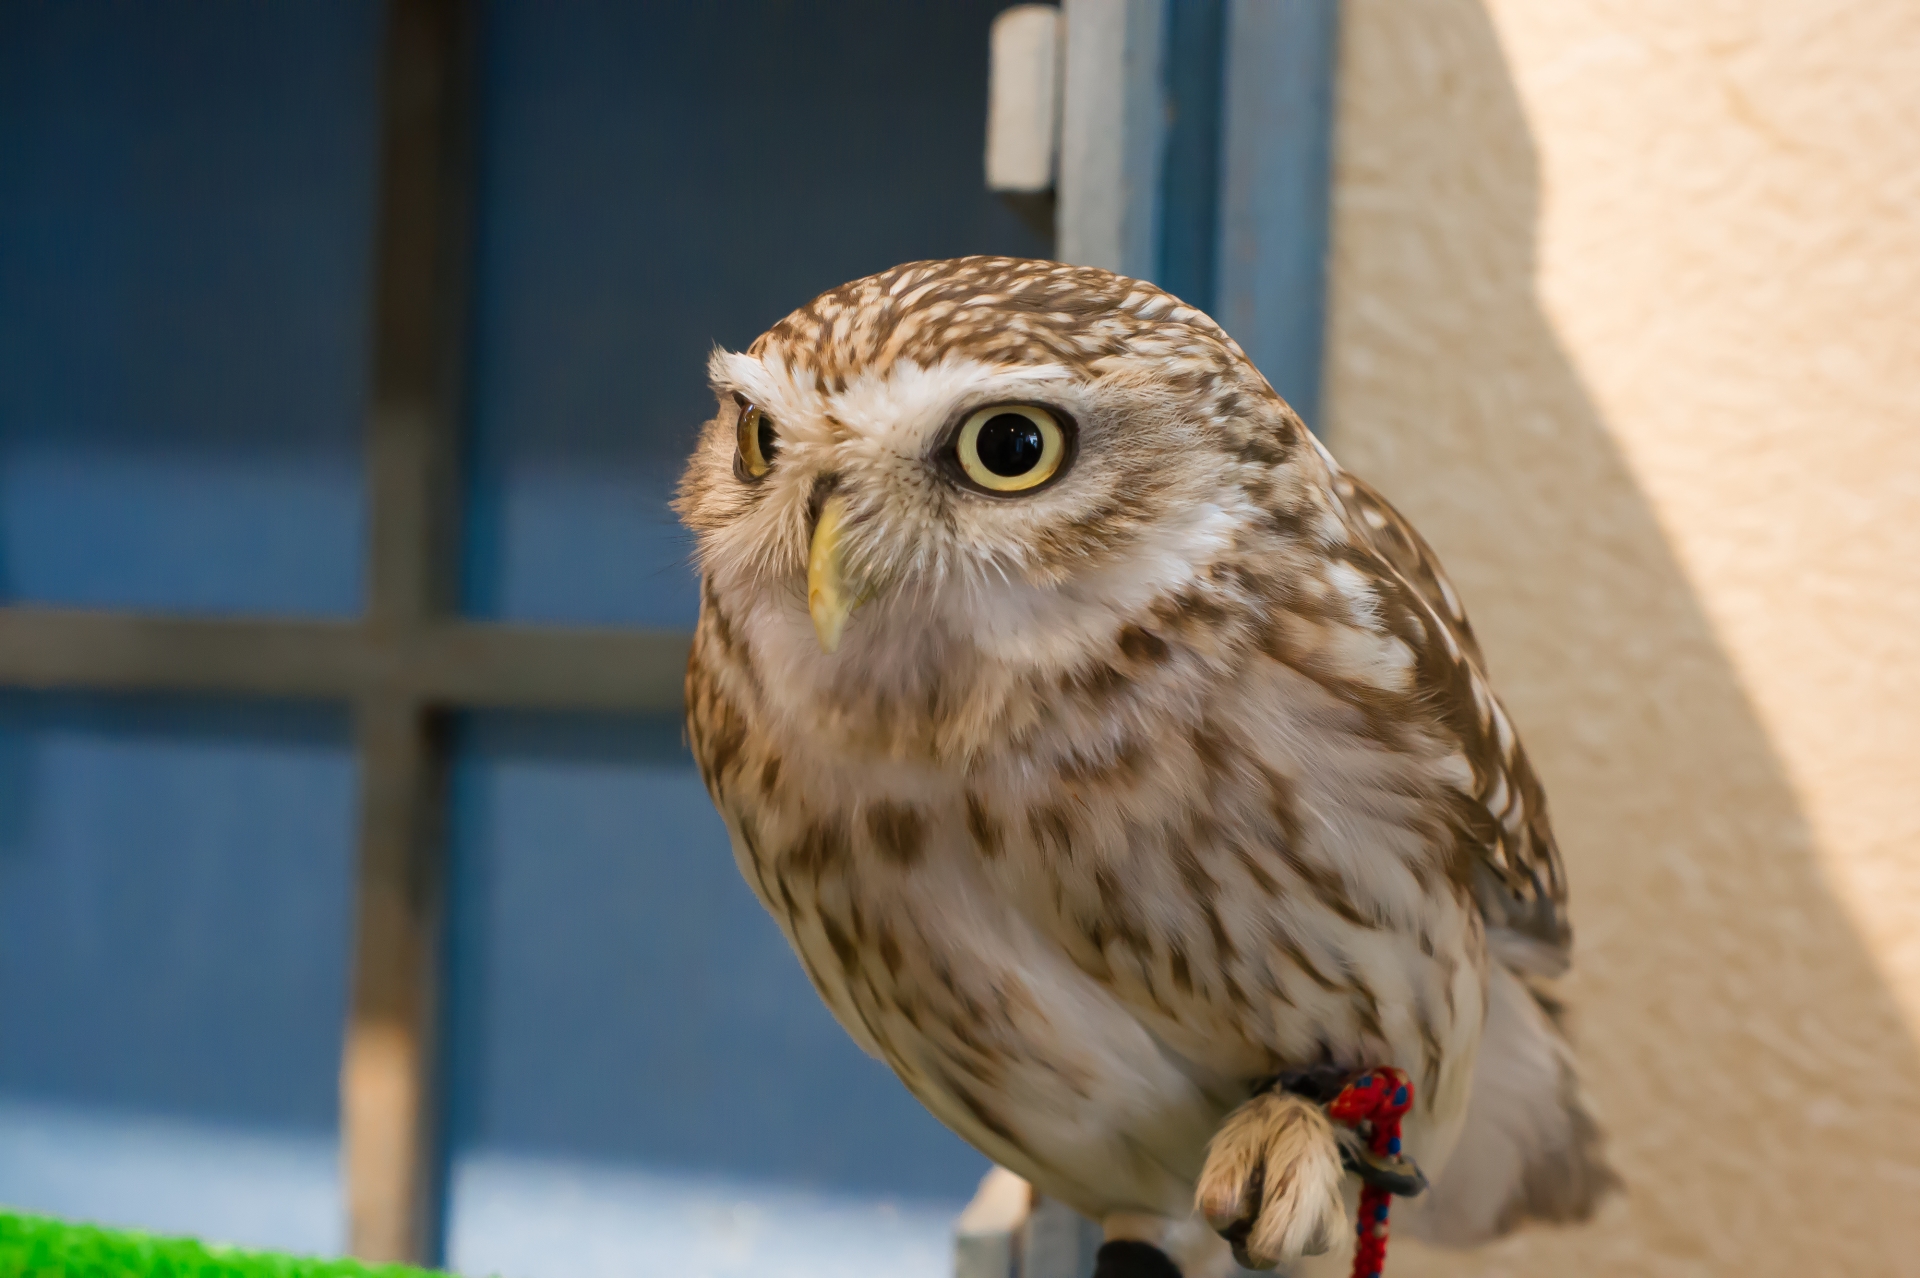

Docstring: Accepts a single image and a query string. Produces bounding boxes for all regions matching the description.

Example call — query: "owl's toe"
[1195,1091,1346,1270]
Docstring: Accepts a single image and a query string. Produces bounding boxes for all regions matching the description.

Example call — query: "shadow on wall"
[1319,3,1920,1275]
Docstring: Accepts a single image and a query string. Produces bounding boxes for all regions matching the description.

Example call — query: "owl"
[676,258,1611,1277]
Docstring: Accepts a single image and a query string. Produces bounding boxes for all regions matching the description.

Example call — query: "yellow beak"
[807,494,865,653]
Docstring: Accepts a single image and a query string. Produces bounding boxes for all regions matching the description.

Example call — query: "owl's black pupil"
[756,412,779,463]
[976,414,1044,476]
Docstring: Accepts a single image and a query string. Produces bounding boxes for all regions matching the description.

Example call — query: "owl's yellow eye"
[735,403,779,480]
[954,405,1067,493]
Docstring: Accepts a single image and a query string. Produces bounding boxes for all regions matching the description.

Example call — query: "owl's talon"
[1195,1091,1347,1270]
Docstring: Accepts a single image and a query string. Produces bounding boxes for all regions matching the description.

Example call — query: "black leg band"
[1090,1239,1184,1278]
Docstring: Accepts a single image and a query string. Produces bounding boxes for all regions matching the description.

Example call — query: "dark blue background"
[0,1,380,1145]
[0,1,378,618]
[462,0,1049,629]
[1,0,1046,1214]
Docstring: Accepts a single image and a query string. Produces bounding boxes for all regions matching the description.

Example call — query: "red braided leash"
[1327,1068,1417,1278]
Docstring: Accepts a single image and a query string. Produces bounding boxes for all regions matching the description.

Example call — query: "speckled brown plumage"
[677,257,1610,1274]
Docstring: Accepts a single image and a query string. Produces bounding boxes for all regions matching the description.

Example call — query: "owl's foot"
[1195,1091,1347,1270]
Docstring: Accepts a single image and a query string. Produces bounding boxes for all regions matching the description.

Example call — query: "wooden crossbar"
[0,607,688,713]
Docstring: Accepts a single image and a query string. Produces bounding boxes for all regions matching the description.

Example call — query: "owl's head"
[676,257,1323,681]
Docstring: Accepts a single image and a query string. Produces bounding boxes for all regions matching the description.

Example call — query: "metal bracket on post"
[986,5,1064,240]
[954,1169,1104,1278]
[1023,1196,1106,1278]
[983,0,1170,270]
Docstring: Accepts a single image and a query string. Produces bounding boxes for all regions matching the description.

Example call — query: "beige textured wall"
[1319,2,1920,1274]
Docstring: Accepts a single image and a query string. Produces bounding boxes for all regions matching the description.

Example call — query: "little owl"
[677,258,1611,1277]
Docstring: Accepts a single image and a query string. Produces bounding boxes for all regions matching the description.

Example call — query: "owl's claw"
[1269,1066,1429,1196]
[1195,1091,1347,1270]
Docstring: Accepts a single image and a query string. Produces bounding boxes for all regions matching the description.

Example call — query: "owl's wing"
[1328,472,1612,1236]
[1330,471,1571,975]
[1329,472,1485,671]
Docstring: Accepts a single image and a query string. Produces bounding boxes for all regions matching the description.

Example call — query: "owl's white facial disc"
[676,256,1320,692]
[686,350,1250,670]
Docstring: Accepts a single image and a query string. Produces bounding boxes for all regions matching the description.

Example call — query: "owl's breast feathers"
[682,446,1603,1221]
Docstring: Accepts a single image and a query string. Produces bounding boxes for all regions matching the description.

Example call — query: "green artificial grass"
[0,1210,443,1278]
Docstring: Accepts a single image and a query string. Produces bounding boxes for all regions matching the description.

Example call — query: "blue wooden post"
[1057,0,1168,277]
[1155,0,1228,313]
[1214,0,1341,430]
[1056,0,1340,429]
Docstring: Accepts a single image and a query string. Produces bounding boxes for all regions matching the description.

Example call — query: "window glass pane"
[442,712,987,1277]
[0,4,380,617]
[0,693,358,1251]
